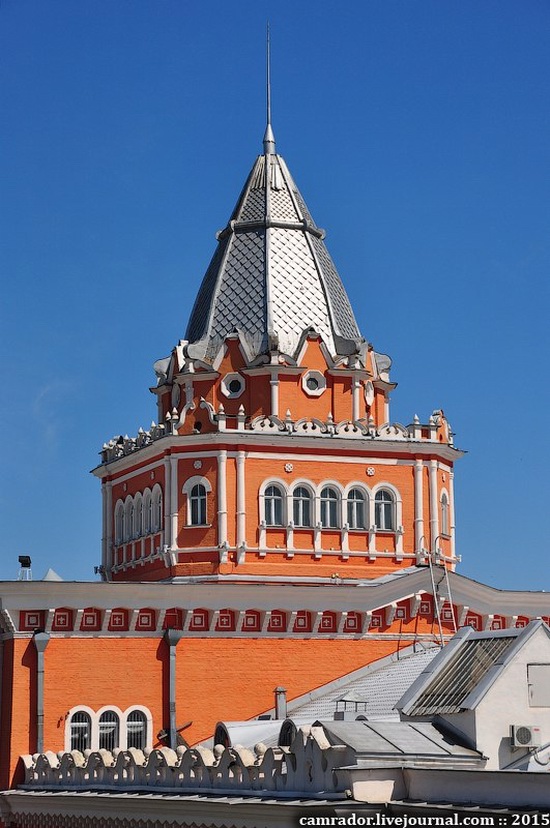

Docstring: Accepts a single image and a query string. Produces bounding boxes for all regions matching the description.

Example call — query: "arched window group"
[260,481,399,531]
[68,706,151,752]
[114,484,163,545]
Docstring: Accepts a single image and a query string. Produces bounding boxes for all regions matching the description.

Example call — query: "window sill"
[184,524,212,529]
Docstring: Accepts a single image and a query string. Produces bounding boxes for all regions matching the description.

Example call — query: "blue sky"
[0,1,548,590]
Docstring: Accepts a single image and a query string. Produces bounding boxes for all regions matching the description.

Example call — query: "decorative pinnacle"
[263,22,276,155]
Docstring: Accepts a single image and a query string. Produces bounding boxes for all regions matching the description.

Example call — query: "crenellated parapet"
[21,726,350,796]
[98,408,454,465]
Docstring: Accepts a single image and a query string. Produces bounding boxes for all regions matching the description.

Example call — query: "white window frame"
[151,484,163,534]
[291,483,314,528]
[65,705,152,752]
[114,500,124,545]
[319,485,340,529]
[345,485,368,530]
[301,370,327,397]
[123,496,134,542]
[220,372,245,399]
[182,476,212,527]
[440,488,450,536]
[143,488,152,535]
[371,483,402,533]
[134,493,143,538]
[259,479,287,527]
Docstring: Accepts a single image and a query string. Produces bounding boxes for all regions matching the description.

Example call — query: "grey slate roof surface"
[185,150,362,363]
[289,646,439,722]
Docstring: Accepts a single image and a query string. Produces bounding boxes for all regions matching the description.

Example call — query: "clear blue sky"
[1,1,548,590]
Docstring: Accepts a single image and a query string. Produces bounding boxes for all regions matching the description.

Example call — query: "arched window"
[124,498,134,541]
[134,494,143,538]
[441,492,450,535]
[190,484,207,525]
[151,486,163,533]
[98,710,119,752]
[126,710,147,750]
[115,502,124,545]
[70,711,91,753]
[320,486,339,528]
[265,484,284,526]
[375,489,394,531]
[347,488,366,529]
[143,490,152,535]
[293,487,312,528]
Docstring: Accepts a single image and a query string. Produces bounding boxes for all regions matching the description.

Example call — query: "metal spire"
[263,23,276,154]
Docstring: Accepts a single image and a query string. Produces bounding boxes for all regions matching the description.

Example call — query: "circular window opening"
[302,370,326,397]
[221,373,245,399]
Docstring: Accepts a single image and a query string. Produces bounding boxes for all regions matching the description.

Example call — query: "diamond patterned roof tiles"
[185,146,362,363]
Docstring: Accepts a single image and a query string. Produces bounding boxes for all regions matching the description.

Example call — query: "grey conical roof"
[185,144,362,363]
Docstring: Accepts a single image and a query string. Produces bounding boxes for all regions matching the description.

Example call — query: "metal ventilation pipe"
[163,628,183,749]
[33,632,50,753]
[274,686,287,719]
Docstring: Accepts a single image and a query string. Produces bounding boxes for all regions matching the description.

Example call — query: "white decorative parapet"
[21,727,352,797]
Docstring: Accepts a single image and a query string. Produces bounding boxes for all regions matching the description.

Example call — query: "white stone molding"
[414,459,424,554]
[449,470,457,567]
[352,376,361,421]
[429,460,439,550]
[269,372,280,417]
[236,450,246,554]
[217,451,227,548]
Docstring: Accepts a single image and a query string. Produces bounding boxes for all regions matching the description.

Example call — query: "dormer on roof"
[397,620,550,770]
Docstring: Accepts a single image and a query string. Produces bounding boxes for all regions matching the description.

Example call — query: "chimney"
[274,686,287,719]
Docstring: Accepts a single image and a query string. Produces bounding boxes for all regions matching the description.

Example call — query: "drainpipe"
[33,632,50,754]
[274,686,287,719]
[163,628,183,749]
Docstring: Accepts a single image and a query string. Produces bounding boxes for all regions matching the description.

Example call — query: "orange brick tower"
[93,117,461,584]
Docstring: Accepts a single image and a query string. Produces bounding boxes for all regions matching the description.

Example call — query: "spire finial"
[263,22,276,155]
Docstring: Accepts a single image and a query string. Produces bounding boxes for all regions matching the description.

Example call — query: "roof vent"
[510,724,541,748]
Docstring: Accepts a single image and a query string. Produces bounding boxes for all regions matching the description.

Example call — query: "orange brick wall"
[2,621,442,788]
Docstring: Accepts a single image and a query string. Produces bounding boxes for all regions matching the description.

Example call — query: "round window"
[302,371,326,397]
[221,373,246,398]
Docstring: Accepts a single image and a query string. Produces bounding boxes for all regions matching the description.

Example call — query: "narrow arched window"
[190,483,207,525]
[441,492,450,535]
[115,504,124,545]
[320,486,339,528]
[151,487,163,533]
[293,487,312,527]
[265,485,284,526]
[98,710,119,752]
[144,492,152,534]
[70,711,91,753]
[347,488,366,529]
[124,499,133,542]
[134,496,143,538]
[375,489,394,531]
[127,710,147,750]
